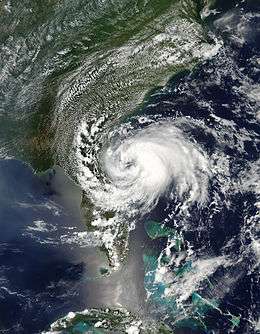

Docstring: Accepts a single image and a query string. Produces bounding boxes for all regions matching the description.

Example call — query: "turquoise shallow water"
[0,1,260,333]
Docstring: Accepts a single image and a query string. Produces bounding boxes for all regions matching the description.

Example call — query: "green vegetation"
[49,307,174,333]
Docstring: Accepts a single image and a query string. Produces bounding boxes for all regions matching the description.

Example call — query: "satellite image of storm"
[0,0,259,333]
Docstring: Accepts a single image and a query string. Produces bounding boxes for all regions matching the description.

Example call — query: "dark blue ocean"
[0,1,259,333]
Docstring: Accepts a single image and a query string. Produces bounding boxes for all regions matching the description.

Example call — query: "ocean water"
[0,0,259,333]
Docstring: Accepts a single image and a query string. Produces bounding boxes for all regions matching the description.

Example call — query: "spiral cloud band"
[75,120,211,217]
